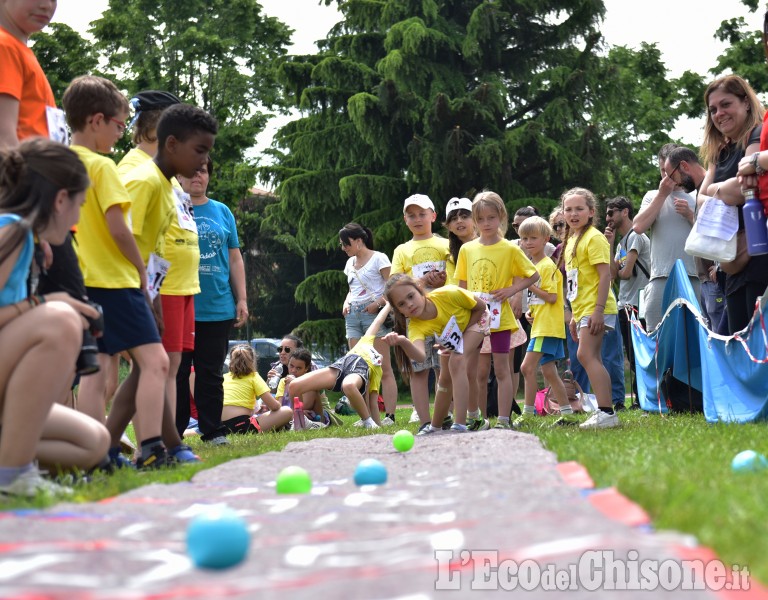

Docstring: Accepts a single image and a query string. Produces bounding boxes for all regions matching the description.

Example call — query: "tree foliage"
[31,23,99,101]
[89,0,292,202]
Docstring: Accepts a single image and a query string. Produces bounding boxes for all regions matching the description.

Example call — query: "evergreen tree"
[30,23,99,101]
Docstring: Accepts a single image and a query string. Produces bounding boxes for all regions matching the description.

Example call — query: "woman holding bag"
[340,223,397,425]
[699,75,767,334]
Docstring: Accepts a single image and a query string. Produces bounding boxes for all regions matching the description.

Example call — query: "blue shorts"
[526,336,565,365]
[345,303,390,340]
[86,287,161,355]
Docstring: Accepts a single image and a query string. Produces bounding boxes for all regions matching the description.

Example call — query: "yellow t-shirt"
[118,152,197,294]
[116,147,151,177]
[349,334,383,393]
[407,285,478,342]
[564,226,618,321]
[391,236,450,282]
[445,255,458,286]
[70,145,140,289]
[528,256,565,340]
[223,372,269,410]
[455,238,537,332]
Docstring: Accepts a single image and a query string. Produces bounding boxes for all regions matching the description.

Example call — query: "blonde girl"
[558,187,620,429]
[455,191,538,429]
[221,344,292,434]
[383,274,487,434]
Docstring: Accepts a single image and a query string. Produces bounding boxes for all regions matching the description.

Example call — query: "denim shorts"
[345,302,390,339]
[575,313,617,336]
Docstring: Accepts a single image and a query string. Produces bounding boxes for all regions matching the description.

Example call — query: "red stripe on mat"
[556,461,595,489]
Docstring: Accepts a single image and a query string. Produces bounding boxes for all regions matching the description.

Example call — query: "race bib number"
[147,252,171,300]
[367,346,382,366]
[566,269,578,302]
[527,278,545,306]
[46,106,68,144]
[173,188,197,233]
[438,316,464,354]
[412,260,447,280]
[478,292,501,329]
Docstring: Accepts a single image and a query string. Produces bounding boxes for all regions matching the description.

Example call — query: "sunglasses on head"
[553,221,565,229]
[278,346,293,353]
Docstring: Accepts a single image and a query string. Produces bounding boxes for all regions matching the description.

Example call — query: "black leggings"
[726,281,768,335]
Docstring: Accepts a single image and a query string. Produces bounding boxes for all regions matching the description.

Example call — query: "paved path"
[0,431,760,599]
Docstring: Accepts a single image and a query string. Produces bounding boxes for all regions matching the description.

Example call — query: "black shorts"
[222,415,261,435]
[329,354,370,394]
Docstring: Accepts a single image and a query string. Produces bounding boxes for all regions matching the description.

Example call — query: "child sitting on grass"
[220,344,292,434]
[275,348,340,428]
[288,304,392,429]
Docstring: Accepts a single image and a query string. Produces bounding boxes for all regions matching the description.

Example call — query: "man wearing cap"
[391,194,451,428]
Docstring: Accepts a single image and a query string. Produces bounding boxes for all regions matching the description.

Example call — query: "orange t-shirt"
[0,27,55,140]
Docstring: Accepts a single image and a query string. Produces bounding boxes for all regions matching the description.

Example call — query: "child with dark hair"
[276,348,337,428]
[104,103,218,461]
[0,138,110,495]
[220,344,292,434]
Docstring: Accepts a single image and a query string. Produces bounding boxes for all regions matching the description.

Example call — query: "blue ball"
[354,458,388,486]
[187,508,250,569]
[731,450,768,473]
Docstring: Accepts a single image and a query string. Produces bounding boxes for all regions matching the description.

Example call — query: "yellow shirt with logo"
[528,256,565,339]
[455,238,537,332]
[70,145,140,289]
[564,226,618,321]
[406,285,479,342]
[391,235,450,280]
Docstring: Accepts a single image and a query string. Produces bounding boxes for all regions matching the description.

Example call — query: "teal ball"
[187,508,250,569]
[354,458,388,486]
[731,450,768,473]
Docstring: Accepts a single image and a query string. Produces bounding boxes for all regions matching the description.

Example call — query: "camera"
[76,301,104,376]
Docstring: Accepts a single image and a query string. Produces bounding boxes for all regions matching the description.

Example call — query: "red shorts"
[160,295,195,352]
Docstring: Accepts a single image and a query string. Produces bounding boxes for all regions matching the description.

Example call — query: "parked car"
[223,338,334,380]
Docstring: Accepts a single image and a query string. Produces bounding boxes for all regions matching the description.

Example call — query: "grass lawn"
[2,405,766,586]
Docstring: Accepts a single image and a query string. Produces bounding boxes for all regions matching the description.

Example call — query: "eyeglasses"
[666,162,681,180]
[108,116,127,134]
[606,209,615,217]
[511,223,521,230]
[553,222,566,229]
[278,346,294,353]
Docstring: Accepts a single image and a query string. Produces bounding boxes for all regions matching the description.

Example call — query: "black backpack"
[659,368,703,413]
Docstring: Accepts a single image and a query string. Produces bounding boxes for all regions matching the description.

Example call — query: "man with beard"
[664,146,728,334]
[633,143,699,331]
[605,196,650,406]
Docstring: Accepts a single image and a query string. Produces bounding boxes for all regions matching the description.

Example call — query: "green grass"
[2,405,766,587]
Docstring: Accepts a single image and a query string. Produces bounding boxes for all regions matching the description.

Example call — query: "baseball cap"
[403,193,435,214]
[445,197,472,219]
[130,90,182,112]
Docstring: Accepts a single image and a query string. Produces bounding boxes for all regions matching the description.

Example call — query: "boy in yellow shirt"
[513,217,575,428]
[390,194,450,431]
[62,75,171,468]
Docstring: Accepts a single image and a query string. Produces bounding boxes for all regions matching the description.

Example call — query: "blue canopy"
[631,260,768,422]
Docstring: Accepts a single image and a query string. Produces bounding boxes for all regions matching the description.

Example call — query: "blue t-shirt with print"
[193,199,240,322]
[0,215,33,306]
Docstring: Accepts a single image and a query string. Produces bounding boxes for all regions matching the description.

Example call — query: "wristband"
[754,152,767,176]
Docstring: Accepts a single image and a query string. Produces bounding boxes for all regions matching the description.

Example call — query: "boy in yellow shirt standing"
[513,217,574,428]
[62,75,171,468]
[390,194,450,432]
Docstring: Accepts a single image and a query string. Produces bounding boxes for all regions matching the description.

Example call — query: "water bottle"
[293,397,306,430]
[743,188,768,256]
[267,363,283,391]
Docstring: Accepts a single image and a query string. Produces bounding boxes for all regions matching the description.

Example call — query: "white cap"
[445,197,472,219]
[403,193,435,214]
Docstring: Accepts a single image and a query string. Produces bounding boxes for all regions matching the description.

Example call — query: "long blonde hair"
[700,75,765,167]
[471,190,508,237]
[228,344,256,378]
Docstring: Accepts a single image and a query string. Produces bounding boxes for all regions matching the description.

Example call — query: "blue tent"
[631,260,768,422]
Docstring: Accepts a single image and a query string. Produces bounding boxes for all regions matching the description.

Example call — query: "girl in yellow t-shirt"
[455,191,539,429]
[383,275,489,435]
[558,187,619,430]
[221,345,292,434]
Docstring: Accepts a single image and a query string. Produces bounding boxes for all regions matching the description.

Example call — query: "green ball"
[393,429,415,452]
[276,466,312,494]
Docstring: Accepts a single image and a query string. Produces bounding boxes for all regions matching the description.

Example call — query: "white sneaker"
[409,409,420,423]
[380,416,395,426]
[352,419,364,427]
[362,420,380,429]
[416,423,436,436]
[579,410,619,430]
[0,467,73,498]
[305,420,327,430]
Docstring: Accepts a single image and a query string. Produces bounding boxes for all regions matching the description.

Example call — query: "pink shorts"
[160,295,195,352]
